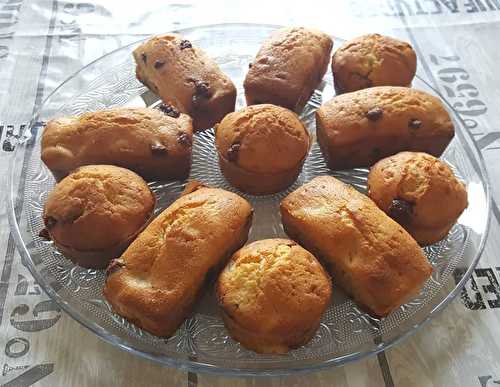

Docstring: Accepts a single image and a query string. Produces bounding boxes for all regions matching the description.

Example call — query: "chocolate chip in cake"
[45,216,57,229]
[191,80,212,108]
[141,52,147,64]
[158,103,180,118]
[177,132,192,147]
[227,142,241,162]
[180,39,192,50]
[151,143,168,156]
[154,60,165,69]
[192,95,201,108]
[408,118,422,130]
[248,63,253,68]
[38,228,51,240]
[106,259,125,276]
[366,107,383,121]
[194,80,211,97]
[388,199,413,225]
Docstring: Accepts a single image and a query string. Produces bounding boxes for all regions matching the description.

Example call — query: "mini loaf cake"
[368,152,468,245]
[215,104,310,195]
[332,34,417,93]
[133,34,236,131]
[316,86,455,170]
[42,165,155,269]
[41,107,193,181]
[104,183,253,337]
[280,176,432,317]
[217,239,331,354]
[244,27,333,112]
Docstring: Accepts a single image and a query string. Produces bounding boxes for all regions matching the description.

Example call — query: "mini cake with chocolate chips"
[316,86,454,170]
[42,165,155,268]
[215,104,310,195]
[41,107,193,181]
[133,33,236,131]
[368,151,468,245]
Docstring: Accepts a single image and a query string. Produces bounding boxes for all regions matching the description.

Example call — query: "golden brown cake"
[41,107,193,181]
[316,86,454,170]
[244,27,333,112]
[332,34,417,93]
[104,184,253,337]
[215,104,310,195]
[42,165,155,269]
[368,152,468,246]
[133,34,236,131]
[217,239,331,354]
[280,176,432,317]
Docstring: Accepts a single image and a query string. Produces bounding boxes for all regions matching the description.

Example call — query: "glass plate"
[8,24,491,376]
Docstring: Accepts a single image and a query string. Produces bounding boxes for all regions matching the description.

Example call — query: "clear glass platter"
[8,24,491,376]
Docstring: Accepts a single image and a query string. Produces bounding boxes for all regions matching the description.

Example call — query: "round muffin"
[43,165,155,269]
[215,104,310,195]
[332,34,417,93]
[367,152,468,246]
[216,239,332,354]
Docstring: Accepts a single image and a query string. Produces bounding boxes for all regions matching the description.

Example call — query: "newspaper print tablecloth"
[1,1,500,386]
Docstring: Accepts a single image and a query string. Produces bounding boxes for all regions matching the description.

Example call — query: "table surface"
[1,1,500,386]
